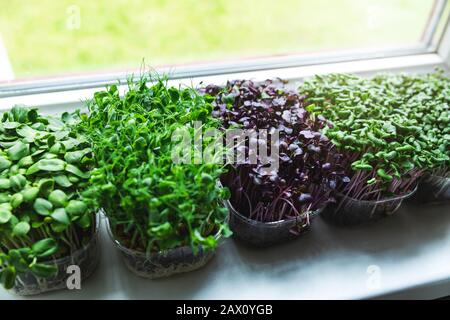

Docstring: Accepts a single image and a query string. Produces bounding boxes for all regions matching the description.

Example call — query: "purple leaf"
[298,193,313,203]
[307,144,321,153]
[322,163,331,170]
[300,130,315,139]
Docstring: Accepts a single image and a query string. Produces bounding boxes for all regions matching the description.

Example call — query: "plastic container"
[106,218,219,279]
[11,215,100,296]
[226,200,322,247]
[321,187,417,227]
[414,174,450,205]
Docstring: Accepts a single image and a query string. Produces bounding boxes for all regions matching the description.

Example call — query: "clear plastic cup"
[106,218,219,279]
[414,174,450,205]
[11,215,100,296]
[226,200,322,247]
[321,187,417,227]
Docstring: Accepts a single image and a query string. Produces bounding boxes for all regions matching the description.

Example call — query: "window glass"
[0,0,439,83]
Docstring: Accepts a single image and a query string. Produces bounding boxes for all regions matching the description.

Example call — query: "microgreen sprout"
[300,71,449,201]
[79,74,231,254]
[206,79,349,223]
[0,106,95,290]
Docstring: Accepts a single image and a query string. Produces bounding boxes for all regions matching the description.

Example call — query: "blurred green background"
[0,0,434,79]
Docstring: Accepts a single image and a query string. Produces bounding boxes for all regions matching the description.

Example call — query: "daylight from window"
[0,0,437,82]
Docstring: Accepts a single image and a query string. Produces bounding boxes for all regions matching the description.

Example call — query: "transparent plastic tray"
[414,174,450,205]
[106,218,218,279]
[226,200,322,247]
[11,215,100,296]
[321,187,417,227]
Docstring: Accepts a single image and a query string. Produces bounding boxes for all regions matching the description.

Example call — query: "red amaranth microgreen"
[206,79,349,223]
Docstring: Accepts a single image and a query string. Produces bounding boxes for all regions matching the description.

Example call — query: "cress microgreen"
[300,71,449,201]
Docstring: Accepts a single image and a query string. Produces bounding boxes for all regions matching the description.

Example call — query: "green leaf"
[10,193,24,208]
[25,163,40,175]
[0,193,11,203]
[133,137,147,149]
[8,249,29,273]
[47,117,65,132]
[193,229,216,247]
[0,266,17,290]
[10,106,30,123]
[219,187,231,200]
[201,173,214,184]
[9,214,18,226]
[382,122,396,135]
[7,141,30,161]
[0,156,12,171]
[12,221,30,237]
[3,121,20,129]
[49,142,62,154]
[9,174,27,191]
[68,175,80,183]
[0,178,11,189]
[61,138,81,151]
[64,148,91,164]
[37,159,66,172]
[0,207,12,224]
[150,222,172,237]
[400,161,415,171]
[51,208,70,225]
[38,178,55,197]
[54,175,72,188]
[377,168,393,182]
[77,213,92,228]
[31,238,58,258]
[31,122,45,130]
[65,164,90,179]
[54,131,69,141]
[31,221,44,228]
[21,187,40,202]
[16,125,38,143]
[305,103,316,113]
[18,155,34,168]
[65,200,87,217]
[47,135,56,147]
[222,226,233,238]
[48,189,68,207]
[30,263,58,278]
[42,152,58,160]
[168,87,180,102]
[30,148,46,158]
[51,221,68,233]
[33,198,53,216]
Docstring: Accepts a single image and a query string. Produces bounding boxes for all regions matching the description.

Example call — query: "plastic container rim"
[333,184,418,205]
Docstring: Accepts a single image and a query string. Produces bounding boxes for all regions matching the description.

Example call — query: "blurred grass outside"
[0,0,435,80]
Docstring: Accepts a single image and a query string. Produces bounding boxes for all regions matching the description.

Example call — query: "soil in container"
[11,215,100,296]
[321,186,417,227]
